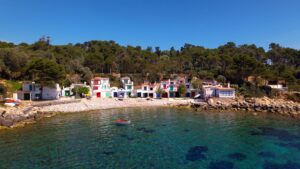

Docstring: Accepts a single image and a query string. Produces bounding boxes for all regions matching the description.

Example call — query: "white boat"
[4,102,18,107]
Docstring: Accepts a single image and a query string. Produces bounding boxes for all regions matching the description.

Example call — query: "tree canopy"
[0,38,299,91]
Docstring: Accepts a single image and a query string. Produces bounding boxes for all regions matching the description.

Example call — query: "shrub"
[178,84,187,97]
[238,82,279,98]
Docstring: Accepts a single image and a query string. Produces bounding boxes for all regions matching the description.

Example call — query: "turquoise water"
[0,108,300,169]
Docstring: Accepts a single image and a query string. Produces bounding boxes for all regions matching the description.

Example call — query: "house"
[202,83,235,99]
[160,79,178,98]
[267,80,288,91]
[185,82,199,98]
[91,77,111,98]
[111,87,120,98]
[61,83,91,97]
[120,77,134,98]
[215,86,235,98]
[17,82,61,100]
[175,76,199,98]
[202,79,218,86]
[268,84,284,90]
[136,82,159,98]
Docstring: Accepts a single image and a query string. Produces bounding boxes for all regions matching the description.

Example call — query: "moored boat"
[114,119,131,125]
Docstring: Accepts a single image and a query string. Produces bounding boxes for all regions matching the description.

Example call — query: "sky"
[0,0,300,50]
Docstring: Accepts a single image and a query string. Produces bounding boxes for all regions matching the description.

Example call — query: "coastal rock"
[0,117,13,127]
[192,97,300,118]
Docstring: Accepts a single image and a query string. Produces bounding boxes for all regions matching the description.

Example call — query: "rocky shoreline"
[0,97,299,129]
[191,97,300,118]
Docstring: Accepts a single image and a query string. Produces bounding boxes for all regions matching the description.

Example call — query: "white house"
[160,79,178,98]
[91,77,111,98]
[268,84,287,90]
[17,82,61,100]
[120,77,134,98]
[136,82,159,98]
[202,83,235,99]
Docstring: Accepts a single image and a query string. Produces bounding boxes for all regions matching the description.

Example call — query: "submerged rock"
[143,129,155,133]
[119,134,135,141]
[185,146,208,161]
[103,151,114,155]
[209,160,234,169]
[279,142,300,150]
[263,161,300,169]
[227,152,247,161]
[258,151,276,158]
[250,127,299,141]
[136,127,155,133]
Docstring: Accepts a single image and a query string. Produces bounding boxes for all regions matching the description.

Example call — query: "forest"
[0,37,299,96]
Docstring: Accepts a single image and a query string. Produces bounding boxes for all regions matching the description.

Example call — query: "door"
[24,93,30,100]
[149,93,154,98]
[65,90,70,96]
[96,92,101,98]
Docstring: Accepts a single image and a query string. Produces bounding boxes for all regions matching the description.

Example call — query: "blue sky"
[0,0,300,50]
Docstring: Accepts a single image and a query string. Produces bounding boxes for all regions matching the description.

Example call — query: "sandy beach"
[39,98,192,113]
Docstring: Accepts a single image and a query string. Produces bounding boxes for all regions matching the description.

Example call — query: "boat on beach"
[4,98,21,107]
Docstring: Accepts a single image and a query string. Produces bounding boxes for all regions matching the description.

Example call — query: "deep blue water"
[0,108,300,169]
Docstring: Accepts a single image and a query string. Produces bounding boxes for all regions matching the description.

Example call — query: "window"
[144,87,147,90]
[127,85,132,90]
[93,86,98,90]
[150,87,153,91]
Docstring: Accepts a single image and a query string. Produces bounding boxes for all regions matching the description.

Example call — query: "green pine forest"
[0,37,300,98]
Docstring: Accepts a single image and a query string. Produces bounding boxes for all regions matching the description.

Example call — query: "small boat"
[5,98,21,103]
[4,102,19,107]
[114,119,131,125]
[4,98,21,107]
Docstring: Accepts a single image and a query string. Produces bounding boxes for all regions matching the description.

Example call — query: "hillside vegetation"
[0,37,299,98]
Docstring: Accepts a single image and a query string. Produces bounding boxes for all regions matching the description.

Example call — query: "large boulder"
[0,117,13,127]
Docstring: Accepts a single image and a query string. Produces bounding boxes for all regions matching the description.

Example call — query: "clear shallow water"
[0,108,300,169]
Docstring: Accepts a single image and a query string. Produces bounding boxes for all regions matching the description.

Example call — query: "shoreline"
[0,98,192,129]
[0,97,299,130]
